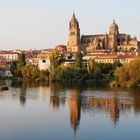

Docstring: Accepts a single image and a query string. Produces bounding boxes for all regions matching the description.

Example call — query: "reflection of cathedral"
[67,13,140,52]
[69,89,81,134]
[82,97,134,125]
[48,84,140,134]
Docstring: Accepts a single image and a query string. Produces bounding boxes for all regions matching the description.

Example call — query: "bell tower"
[67,12,81,52]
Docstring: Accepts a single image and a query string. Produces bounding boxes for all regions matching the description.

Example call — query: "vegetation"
[9,51,140,88]
[10,53,26,77]
[49,50,65,81]
[0,86,9,91]
[10,53,49,81]
[114,59,140,87]
[74,52,83,69]
[49,51,121,82]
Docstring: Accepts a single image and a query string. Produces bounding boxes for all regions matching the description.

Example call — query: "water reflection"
[50,83,66,109]
[0,81,140,137]
[69,89,81,134]
[49,83,140,133]
[19,87,26,107]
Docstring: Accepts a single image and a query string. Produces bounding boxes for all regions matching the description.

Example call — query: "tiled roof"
[0,51,19,54]
[86,53,140,60]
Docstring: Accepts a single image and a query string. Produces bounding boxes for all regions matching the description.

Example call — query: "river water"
[0,82,140,140]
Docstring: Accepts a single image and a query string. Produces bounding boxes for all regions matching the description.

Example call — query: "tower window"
[71,32,75,35]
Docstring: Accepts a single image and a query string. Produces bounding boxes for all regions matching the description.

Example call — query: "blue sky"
[0,0,140,50]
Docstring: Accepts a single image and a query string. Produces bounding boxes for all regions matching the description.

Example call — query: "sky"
[0,0,140,50]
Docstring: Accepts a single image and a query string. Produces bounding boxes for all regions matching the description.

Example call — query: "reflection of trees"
[22,80,49,88]
[49,83,67,109]
[127,88,140,114]
[50,95,60,109]
[14,81,140,135]
[50,82,83,134]
[19,87,26,107]
[11,79,49,88]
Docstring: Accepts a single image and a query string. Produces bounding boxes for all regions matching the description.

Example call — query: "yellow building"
[67,13,81,52]
[67,13,140,53]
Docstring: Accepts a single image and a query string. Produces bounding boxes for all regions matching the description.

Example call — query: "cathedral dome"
[109,20,119,35]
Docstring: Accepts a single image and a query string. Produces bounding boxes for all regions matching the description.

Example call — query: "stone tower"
[67,12,81,52]
[108,20,119,50]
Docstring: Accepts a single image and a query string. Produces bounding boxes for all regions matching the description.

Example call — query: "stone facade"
[67,13,81,52]
[67,14,139,53]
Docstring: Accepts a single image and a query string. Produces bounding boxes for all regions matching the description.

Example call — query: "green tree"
[114,60,140,87]
[115,63,130,83]
[112,60,122,70]
[49,50,65,81]
[94,65,102,80]
[10,61,19,77]
[74,52,83,69]
[87,59,97,74]
[22,65,39,80]
[18,53,26,66]
[10,53,26,77]
[39,70,50,81]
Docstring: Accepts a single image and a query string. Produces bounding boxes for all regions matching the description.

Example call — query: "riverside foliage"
[10,53,49,81]
[114,59,140,87]
[10,51,140,87]
[49,50,122,82]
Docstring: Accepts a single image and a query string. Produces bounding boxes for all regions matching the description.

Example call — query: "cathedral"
[67,13,140,53]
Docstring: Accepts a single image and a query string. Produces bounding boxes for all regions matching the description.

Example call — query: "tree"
[18,53,26,66]
[115,63,129,83]
[10,61,18,77]
[112,60,122,70]
[22,65,39,80]
[74,52,83,69]
[49,50,65,81]
[94,65,101,79]
[87,59,97,74]
[39,70,50,81]
[10,53,26,77]
[114,60,140,87]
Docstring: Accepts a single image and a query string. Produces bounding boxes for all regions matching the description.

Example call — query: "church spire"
[70,11,79,29]
[72,10,76,19]
[68,11,81,52]
[113,19,115,24]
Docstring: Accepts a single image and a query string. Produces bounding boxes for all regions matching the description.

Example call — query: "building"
[38,59,50,71]
[0,59,13,77]
[56,45,67,52]
[37,53,50,60]
[67,13,81,52]
[67,13,140,53]
[0,60,9,69]
[83,52,140,64]
[0,51,19,61]
[36,53,50,71]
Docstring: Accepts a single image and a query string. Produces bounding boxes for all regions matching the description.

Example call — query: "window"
[42,60,46,63]
[71,32,75,35]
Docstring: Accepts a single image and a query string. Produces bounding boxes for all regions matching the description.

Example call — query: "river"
[0,81,140,140]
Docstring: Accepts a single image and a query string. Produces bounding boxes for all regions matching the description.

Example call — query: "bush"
[0,86,9,91]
